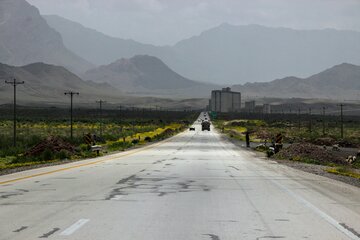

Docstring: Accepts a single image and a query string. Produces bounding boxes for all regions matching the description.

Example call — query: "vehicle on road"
[201,121,210,131]
[189,127,195,131]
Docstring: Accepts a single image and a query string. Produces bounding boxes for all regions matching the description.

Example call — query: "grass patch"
[326,167,360,179]
[0,114,192,171]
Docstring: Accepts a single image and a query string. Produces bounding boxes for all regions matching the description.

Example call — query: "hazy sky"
[27,0,360,45]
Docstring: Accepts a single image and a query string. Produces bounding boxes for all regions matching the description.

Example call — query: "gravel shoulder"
[272,159,360,188]
[220,132,360,188]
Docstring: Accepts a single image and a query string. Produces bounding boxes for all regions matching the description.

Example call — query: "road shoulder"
[219,131,360,188]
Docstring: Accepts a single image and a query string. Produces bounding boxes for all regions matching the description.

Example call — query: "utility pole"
[322,106,327,136]
[96,100,106,138]
[64,91,79,140]
[308,107,312,133]
[5,79,24,147]
[339,104,345,139]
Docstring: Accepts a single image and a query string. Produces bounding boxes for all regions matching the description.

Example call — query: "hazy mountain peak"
[22,62,68,75]
[82,55,217,98]
[330,62,358,69]
[43,15,162,66]
[0,0,93,74]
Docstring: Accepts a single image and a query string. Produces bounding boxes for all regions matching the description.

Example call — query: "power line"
[5,78,24,147]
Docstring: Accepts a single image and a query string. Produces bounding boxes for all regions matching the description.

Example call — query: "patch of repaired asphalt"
[107,175,211,199]
[39,228,60,238]
[116,175,137,185]
[13,226,28,233]
[0,189,27,199]
[203,233,220,240]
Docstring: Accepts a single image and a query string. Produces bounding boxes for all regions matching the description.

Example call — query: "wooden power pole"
[64,91,79,140]
[96,100,107,138]
[5,79,24,147]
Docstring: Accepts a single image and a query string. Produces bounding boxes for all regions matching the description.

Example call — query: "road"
[1,114,360,240]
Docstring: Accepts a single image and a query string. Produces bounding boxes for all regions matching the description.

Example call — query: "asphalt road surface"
[1,113,360,240]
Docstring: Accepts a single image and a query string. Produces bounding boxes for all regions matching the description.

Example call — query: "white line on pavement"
[60,219,90,236]
[111,195,124,200]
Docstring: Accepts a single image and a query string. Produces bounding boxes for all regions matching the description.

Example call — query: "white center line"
[60,219,90,236]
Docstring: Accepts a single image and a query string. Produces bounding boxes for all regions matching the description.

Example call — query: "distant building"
[263,104,271,114]
[244,100,256,112]
[210,87,241,113]
[254,105,263,113]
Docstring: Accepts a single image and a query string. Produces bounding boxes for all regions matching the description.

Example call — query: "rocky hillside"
[0,0,93,74]
[43,15,167,66]
[0,62,118,103]
[83,55,216,97]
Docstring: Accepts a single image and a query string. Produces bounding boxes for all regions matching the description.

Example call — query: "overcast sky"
[27,0,360,46]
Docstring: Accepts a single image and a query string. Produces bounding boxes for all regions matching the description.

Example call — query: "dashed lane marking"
[60,219,90,236]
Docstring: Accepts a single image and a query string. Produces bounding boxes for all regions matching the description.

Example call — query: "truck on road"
[201,121,210,131]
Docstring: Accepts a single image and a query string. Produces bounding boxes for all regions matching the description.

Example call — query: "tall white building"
[210,87,241,113]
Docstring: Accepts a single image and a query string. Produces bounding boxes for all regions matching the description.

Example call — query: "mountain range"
[232,63,360,100]
[0,62,208,109]
[45,15,360,85]
[1,0,360,104]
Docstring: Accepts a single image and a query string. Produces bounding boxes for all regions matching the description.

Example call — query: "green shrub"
[107,141,132,151]
[56,149,69,160]
[42,148,54,161]
[144,136,152,142]
[80,144,91,152]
